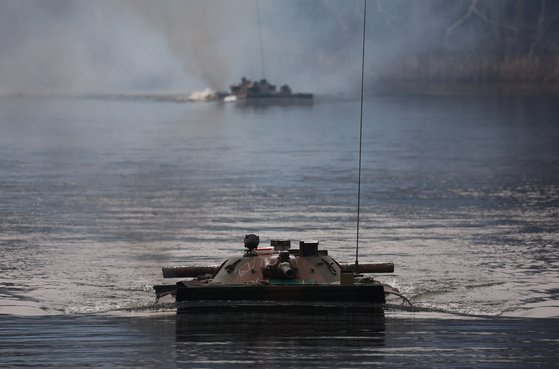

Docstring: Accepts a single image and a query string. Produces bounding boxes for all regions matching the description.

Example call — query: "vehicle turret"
[158,235,394,286]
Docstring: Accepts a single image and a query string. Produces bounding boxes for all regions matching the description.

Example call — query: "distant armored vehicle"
[220,78,313,102]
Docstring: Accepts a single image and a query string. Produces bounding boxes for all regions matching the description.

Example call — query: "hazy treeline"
[1,0,557,95]
[301,0,559,84]
[371,0,559,83]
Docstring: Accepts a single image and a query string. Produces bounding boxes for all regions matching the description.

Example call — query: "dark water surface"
[1,312,558,368]
[1,94,558,367]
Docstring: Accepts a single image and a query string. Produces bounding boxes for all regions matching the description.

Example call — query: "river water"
[0,94,558,367]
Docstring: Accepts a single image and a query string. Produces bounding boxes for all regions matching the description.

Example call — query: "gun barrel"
[278,262,295,278]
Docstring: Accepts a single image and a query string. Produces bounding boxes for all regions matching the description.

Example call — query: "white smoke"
[1,0,446,96]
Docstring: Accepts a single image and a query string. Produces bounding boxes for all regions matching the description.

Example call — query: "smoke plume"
[4,1,545,96]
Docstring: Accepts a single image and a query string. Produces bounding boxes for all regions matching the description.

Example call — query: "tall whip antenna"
[255,0,266,79]
[355,0,367,274]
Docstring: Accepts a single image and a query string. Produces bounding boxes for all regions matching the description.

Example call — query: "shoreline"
[368,81,559,97]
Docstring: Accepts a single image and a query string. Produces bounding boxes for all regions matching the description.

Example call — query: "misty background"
[1,0,558,96]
